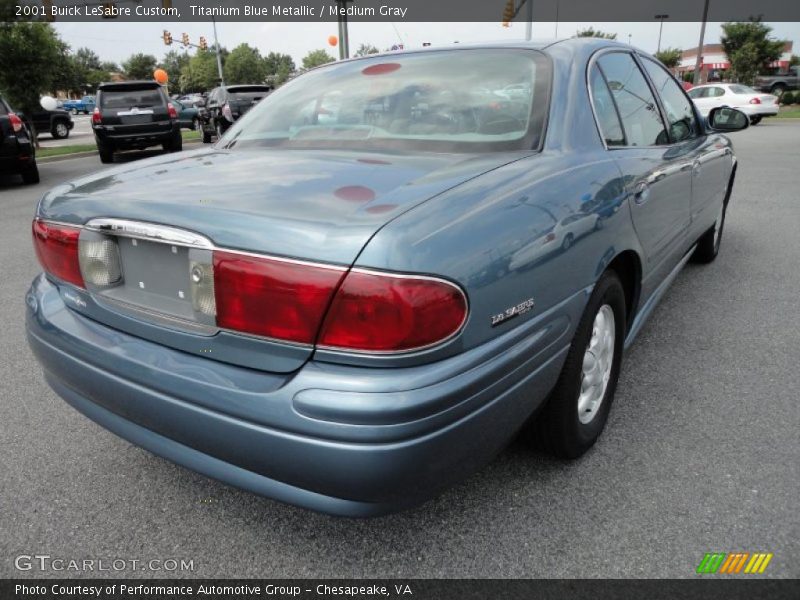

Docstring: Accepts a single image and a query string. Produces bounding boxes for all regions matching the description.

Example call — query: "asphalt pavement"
[1,122,798,579]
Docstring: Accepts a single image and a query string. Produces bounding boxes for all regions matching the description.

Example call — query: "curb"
[38,138,203,164]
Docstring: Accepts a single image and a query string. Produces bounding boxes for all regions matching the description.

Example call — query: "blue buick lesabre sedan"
[26,39,749,516]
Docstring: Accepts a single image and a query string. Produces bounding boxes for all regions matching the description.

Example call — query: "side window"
[687,88,705,99]
[589,64,625,146]
[641,57,699,143]
[709,87,725,97]
[597,52,668,147]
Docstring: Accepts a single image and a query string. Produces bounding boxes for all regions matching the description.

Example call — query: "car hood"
[38,147,532,264]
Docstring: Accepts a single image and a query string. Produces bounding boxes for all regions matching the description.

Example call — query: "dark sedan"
[27,40,748,516]
[0,95,39,184]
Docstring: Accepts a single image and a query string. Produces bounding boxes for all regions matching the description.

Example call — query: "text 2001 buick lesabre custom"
[26,39,749,516]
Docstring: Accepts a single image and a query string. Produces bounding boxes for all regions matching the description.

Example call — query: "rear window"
[100,88,164,109]
[227,87,271,100]
[729,85,757,95]
[221,49,551,153]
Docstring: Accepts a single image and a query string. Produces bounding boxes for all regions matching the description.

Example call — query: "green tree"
[263,51,295,86]
[74,47,101,71]
[0,22,64,116]
[654,48,682,69]
[354,43,379,57]
[302,49,335,70]
[224,43,266,84]
[575,27,617,40]
[789,54,799,67]
[160,50,190,93]
[721,19,786,84]
[121,53,158,80]
[180,48,220,92]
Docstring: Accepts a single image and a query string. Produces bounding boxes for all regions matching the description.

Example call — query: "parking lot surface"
[1,121,798,578]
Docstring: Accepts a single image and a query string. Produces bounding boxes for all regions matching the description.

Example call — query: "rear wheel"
[750,115,762,125]
[530,271,626,458]
[163,131,183,153]
[21,161,40,185]
[771,83,786,97]
[97,141,114,164]
[202,129,213,143]
[51,121,70,139]
[692,201,726,263]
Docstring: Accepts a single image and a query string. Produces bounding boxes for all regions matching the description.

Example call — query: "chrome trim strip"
[84,218,215,249]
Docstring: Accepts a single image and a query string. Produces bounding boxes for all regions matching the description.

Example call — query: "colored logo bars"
[697,552,774,574]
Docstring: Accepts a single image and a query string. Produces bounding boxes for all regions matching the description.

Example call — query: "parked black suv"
[93,81,182,163]
[0,95,39,184]
[200,84,271,143]
[29,108,74,139]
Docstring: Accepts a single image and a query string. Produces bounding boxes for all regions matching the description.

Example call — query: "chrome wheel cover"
[578,304,615,424]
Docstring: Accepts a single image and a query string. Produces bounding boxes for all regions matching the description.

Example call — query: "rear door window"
[100,88,164,109]
[589,64,625,146]
[641,57,699,143]
[597,52,668,147]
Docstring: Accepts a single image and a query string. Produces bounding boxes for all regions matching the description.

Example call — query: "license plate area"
[87,233,217,332]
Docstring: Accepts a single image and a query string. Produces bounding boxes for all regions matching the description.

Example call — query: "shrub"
[780,91,795,105]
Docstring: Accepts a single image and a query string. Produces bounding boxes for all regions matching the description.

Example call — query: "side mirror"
[707,106,749,132]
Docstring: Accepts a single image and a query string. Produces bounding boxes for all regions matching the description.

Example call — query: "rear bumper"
[739,105,779,117]
[93,123,179,148]
[25,275,577,516]
[0,137,34,173]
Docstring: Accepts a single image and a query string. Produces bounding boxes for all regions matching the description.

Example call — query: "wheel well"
[606,250,641,333]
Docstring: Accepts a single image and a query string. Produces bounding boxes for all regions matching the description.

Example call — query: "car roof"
[98,81,162,90]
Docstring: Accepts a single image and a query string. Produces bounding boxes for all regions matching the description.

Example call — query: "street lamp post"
[654,14,669,53]
[693,0,711,86]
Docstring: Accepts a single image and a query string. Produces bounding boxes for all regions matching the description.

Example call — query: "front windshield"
[222,49,550,153]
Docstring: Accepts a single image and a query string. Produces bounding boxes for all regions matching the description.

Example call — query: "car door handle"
[633,181,650,204]
[692,160,702,177]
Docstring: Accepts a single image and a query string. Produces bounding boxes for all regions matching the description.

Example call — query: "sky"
[52,21,800,68]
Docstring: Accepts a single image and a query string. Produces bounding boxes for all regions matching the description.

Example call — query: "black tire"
[691,202,727,263]
[21,161,40,185]
[97,142,114,164]
[561,233,574,251]
[530,271,626,458]
[771,84,786,97]
[750,115,762,125]
[166,131,183,153]
[70,108,78,115]
[51,121,70,139]
[202,129,213,144]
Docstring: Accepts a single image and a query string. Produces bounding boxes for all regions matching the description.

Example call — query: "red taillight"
[318,270,467,352]
[213,251,345,344]
[749,97,761,104]
[222,102,233,122]
[32,220,84,288]
[167,103,178,120]
[91,107,102,124]
[8,112,23,133]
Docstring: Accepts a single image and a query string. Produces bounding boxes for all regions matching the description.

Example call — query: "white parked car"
[687,83,778,125]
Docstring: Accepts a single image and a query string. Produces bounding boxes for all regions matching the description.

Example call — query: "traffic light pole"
[212,16,225,86]
[336,0,351,59]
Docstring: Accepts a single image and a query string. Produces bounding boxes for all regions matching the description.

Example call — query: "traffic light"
[162,30,173,45]
[182,32,190,46]
[502,0,515,27]
[199,36,208,50]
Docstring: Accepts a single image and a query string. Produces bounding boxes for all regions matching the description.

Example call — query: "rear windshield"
[221,49,551,153]
[100,88,164,109]
[729,85,757,94]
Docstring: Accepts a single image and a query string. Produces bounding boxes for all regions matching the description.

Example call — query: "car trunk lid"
[38,147,531,372]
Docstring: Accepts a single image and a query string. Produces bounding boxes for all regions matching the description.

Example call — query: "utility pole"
[212,16,225,86]
[655,14,669,53]
[693,0,710,85]
[336,0,352,59]
[524,0,533,41]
